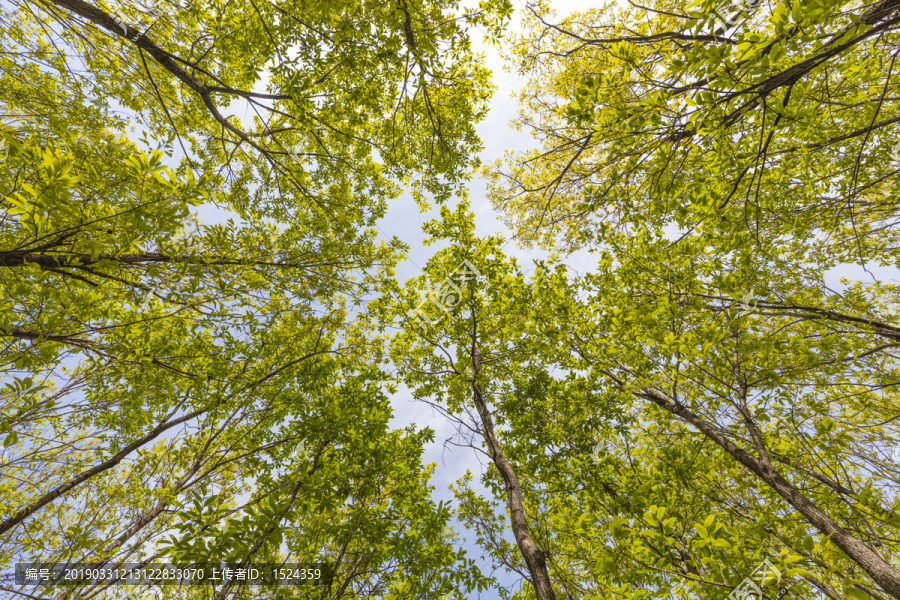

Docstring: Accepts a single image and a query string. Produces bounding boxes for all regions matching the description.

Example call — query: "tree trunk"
[641,387,900,599]
[471,382,556,600]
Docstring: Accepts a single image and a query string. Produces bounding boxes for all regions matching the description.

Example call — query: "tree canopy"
[2,0,900,599]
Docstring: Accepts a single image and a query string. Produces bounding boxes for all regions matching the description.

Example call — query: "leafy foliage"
[5,0,900,598]
[0,0,510,597]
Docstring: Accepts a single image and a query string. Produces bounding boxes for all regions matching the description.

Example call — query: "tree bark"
[639,387,900,599]
[470,382,556,600]
[0,404,208,537]
[467,314,555,600]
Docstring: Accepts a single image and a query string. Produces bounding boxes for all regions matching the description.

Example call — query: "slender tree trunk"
[641,387,900,599]
[470,380,556,600]
[0,404,206,536]
[467,311,555,600]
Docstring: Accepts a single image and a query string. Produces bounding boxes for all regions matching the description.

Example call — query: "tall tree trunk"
[640,387,900,599]
[471,382,556,600]
[0,403,207,536]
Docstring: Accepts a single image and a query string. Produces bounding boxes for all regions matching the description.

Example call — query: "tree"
[0,0,510,596]
[380,204,560,600]
[481,0,900,597]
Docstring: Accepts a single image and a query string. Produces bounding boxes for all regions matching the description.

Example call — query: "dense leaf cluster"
[2,0,900,599]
